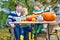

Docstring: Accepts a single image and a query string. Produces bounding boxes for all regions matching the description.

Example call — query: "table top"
[9,21,56,24]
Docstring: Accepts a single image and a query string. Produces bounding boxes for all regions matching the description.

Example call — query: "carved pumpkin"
[43,12,56,21]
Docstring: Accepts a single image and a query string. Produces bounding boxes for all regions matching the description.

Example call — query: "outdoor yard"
[0,0,60,40]
[0,28,60,40]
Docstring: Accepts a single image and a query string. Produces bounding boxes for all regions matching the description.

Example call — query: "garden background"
[0,0,60,40]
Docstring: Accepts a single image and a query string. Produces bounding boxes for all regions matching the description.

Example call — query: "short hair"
[21,8,28,15]
[15,2,22,7]
[34,1,42,8]
[22,8,28,12]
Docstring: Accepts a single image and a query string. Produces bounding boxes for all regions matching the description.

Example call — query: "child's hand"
[10,24,15,28]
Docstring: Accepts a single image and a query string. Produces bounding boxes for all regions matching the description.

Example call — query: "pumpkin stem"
[50,8,52,12]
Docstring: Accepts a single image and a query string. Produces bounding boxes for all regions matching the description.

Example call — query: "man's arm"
[6,13,15,28]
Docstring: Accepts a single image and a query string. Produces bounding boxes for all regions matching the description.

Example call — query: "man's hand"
[10,24,15,28]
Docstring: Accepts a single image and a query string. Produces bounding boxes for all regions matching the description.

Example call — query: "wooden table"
[9,21,56,40]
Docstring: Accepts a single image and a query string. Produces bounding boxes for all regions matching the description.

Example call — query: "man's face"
[15,5,22,11]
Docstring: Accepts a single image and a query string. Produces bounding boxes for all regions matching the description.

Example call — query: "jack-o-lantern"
[43,12,56,21]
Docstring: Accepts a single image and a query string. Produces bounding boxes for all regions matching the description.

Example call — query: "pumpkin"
[43,12,56,21]
[32,14,37,18]
[32,18,36,22]
[26,15,32,21]
[26,15,37,21]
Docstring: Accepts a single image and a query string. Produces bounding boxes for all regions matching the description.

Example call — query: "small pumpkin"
[26,15,37,21]
[32,14,37,18]
[32,18,36,22]
[43,12,56,21]
[26,15,32,21]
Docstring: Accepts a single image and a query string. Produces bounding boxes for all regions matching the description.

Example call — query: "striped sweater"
[6,11,21,25]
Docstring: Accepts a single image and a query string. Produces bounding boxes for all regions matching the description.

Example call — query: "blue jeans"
[14,24,32,40]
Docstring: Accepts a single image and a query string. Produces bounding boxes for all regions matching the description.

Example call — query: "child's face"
[34,6,40,10]
[22,10,28,15]
[15,5,22,11]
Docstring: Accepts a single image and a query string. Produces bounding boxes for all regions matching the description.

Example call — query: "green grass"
[0,28,10,40]
[0,28,60,40]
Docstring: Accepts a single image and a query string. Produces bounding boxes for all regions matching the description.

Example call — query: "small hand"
[10,24,15,28]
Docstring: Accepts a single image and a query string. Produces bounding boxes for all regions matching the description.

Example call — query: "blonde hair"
[34,1,42,8]
[22,8,28,15]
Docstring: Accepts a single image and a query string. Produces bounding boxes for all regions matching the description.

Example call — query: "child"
[21,8,28,16]
[21,8,32,40]
[21,8,28,21]
[33,1,44,14]
[6,2,31,40]
[33,1,45,34]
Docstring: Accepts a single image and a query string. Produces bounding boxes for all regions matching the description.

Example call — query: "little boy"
[33,1,45,34]
[21,8,32,40]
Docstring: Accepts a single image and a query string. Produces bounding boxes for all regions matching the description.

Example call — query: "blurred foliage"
[0,0,59,27]
[0,11,8,28]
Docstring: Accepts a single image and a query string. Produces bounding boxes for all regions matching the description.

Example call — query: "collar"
[15,11,21,16]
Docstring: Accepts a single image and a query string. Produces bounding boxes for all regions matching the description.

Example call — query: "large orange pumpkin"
[43,12,56,21]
